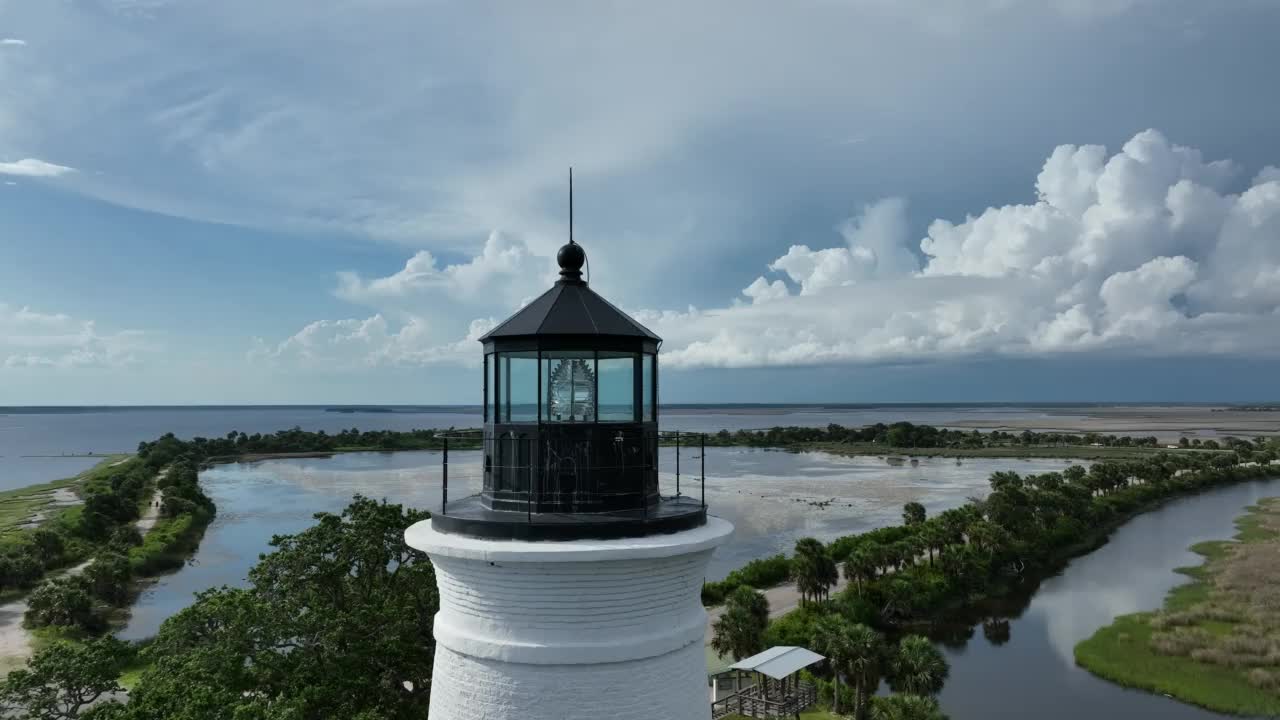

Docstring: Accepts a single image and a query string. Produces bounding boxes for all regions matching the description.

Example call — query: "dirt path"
[135,485,163,533]
[0,560,93,673]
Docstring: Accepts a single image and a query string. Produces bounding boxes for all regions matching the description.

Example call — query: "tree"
[902,502,927,527]
[711,587,768,662]
[888,635,949,697]
[84,554,132,607]
[793,538,838,604]
[0,637,130,719]
[810,616,865,715]
[870,694,949,720]
[24,577,104,633]
[121,496,437,720]
[30,529,66,568]
[843,622,885,720]
[844,547,877,596]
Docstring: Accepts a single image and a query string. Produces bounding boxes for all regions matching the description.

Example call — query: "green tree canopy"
[24,577,104,633]
[0,637,131,719]
[119,496,437,720]
[711,587,769,662]
[870,694,949,720]
[888,635,949,697]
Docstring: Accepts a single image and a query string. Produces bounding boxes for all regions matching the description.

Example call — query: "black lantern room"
[431,236,707,541]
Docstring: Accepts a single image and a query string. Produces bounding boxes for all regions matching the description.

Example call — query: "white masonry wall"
[405,517,733,720]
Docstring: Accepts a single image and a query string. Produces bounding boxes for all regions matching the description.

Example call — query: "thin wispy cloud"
[0,38,26,46]
[0,158,76,177]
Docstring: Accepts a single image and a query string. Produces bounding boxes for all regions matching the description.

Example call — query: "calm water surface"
[937,477,1280,720]
[0,405,1053,490]
[118,449,1070,639]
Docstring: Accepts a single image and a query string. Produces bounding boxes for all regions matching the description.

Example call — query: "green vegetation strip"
[1075,498,1280,717]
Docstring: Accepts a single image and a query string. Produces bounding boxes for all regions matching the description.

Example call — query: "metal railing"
[436,429,706,517]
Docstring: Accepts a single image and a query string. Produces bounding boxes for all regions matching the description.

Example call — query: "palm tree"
[843,547,876,596]
[710,587,769,662]
[811,616,852,715]
[845,622,885,720]
[888,635,949,697]
[870,694,949,720]
[794,537,838,604]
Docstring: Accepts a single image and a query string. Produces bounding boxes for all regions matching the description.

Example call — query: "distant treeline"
[700,422,1173,449]
[154,427,481,459]
[174,422,1257,459]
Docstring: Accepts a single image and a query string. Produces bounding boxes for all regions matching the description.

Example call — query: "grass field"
[1075,498,1280,716]
[0,455,131,549]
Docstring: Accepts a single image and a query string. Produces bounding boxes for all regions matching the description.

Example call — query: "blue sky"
[3,0,1280,405]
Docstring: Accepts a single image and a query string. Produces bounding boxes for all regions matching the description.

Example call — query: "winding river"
[935,476,1280,720]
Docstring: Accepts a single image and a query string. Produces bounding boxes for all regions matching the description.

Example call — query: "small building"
[711,646,824,719]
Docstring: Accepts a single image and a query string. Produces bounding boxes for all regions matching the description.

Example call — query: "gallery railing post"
[675,431,681,496]
[442,437,448,516]
[701,433,706,509]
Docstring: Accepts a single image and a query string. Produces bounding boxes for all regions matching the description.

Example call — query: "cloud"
[0,303,147,369]
[0,38,26,46]
[765,198,918,296]
[249,315,494,369]
[0,158,75,177]
[256,130,1280,372]
[649,130,1280,368]
[335,232,549,306]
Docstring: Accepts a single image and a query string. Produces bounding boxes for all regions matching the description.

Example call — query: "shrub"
[85,553,133,607]
[24,577,106,633]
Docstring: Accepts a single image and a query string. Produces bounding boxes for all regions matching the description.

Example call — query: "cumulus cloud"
[758,198,918,296]
[0,303,146,368]
[254,129,1280,372]
[654,130,1280,368]
[335,232,549,306]
[249,315,494,369]
[0,158,75,177]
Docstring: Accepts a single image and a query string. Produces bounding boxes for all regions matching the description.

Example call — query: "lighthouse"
[405,211,732,719]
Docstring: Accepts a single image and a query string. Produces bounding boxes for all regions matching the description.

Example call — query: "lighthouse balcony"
[433,429,709,541]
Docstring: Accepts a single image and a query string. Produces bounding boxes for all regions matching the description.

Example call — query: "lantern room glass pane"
[542,352,596,422]
[500,352,538,422]
[485,353,495,422]
[642,353,654,422]
[598,351,636,422]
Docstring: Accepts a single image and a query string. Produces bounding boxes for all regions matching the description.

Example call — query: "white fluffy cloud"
[0,158,75,177]
[335,232,550,307]
[250,315,494,369]
[655,130,1280,368]
[763,197,918,296]
[0,303,145,369]
[256,129,1280,371]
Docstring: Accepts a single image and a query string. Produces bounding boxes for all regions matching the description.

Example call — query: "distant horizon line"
[1,401,1276,412]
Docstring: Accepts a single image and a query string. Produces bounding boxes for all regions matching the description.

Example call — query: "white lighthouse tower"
[405,222,732,719]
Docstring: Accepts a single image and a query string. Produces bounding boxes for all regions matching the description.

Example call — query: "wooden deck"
[710,681,817,719]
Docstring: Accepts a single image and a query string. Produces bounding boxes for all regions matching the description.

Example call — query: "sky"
[2,0,1280,405]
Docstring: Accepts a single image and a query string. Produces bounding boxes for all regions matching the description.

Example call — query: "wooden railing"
[710,682,817,719]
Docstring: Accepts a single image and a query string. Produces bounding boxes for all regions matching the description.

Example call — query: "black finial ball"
[557,241,585,277]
